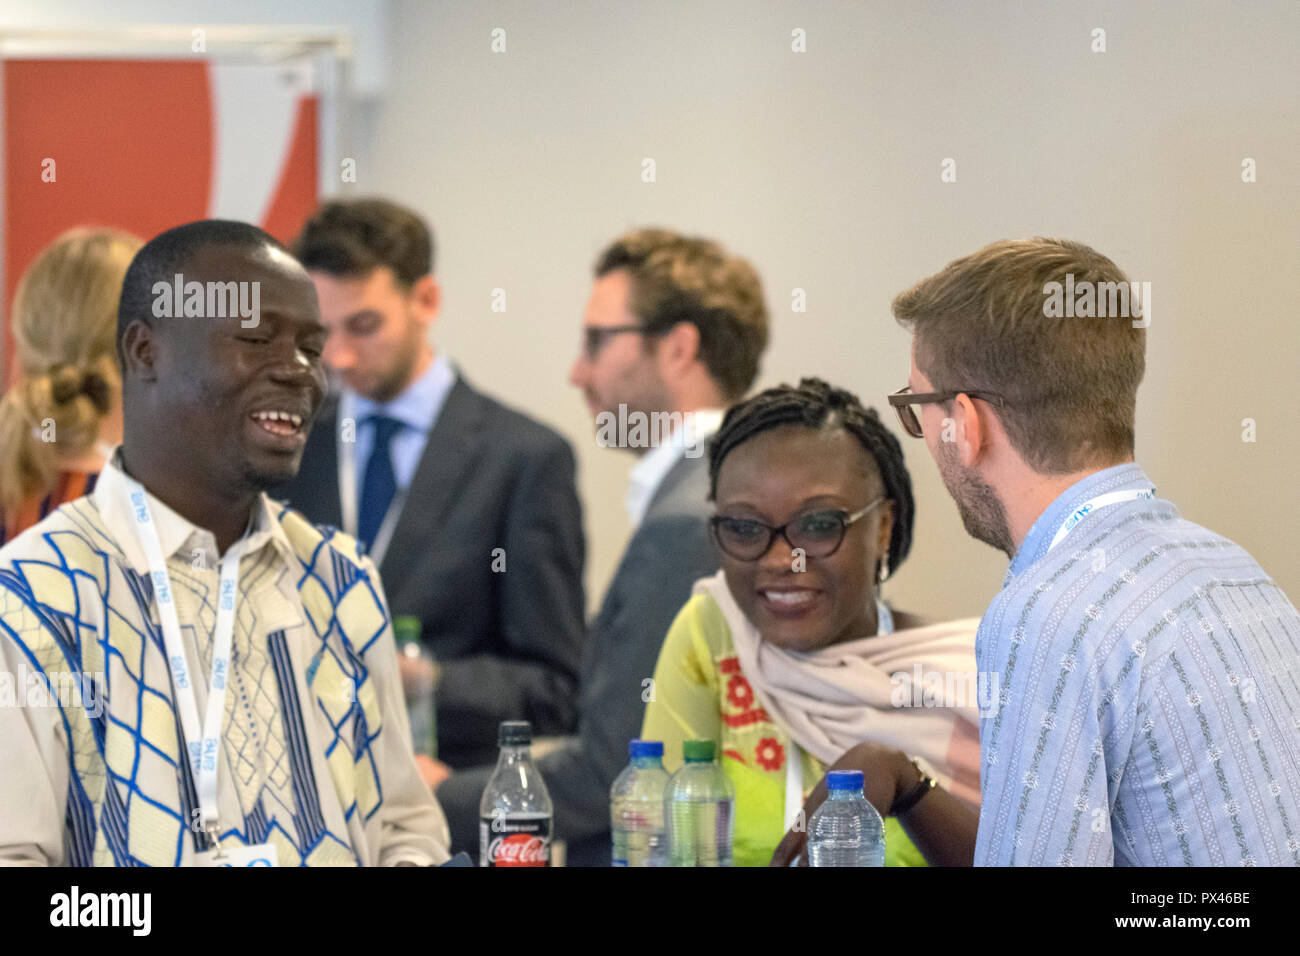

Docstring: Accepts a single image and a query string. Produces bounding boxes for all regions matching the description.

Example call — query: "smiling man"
[0,220,450,866]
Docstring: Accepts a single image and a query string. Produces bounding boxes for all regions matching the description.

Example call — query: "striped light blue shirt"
[974,463,1300,865]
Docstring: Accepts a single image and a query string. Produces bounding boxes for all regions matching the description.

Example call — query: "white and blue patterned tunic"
[0,457,450,866]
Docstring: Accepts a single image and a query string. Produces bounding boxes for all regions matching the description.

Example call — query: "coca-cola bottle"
[479,720,553,867]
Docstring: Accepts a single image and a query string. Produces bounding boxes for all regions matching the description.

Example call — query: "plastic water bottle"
[807,770,885,866]
[610,739,670,866]
[666,740,734,866]
[479,721,553,866]
[393,615,436,758]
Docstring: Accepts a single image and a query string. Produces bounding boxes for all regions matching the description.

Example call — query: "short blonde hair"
[892,238,1146,474]
[0,228,142,512]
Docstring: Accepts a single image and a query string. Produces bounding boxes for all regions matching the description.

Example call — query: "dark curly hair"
[707,377,914,580]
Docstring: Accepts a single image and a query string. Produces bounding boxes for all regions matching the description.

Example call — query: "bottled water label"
[668,799,733,867]
[611,813,666,867]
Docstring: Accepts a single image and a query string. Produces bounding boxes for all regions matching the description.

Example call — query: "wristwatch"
[889,756,937,816]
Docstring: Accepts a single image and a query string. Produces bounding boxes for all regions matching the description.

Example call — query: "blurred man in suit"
[275,199,585,769]
[435,227,770,863]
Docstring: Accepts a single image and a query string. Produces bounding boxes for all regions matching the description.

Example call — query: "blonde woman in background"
[0,228,142,544]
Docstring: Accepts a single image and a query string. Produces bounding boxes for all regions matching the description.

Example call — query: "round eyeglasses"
[709,498,886,561]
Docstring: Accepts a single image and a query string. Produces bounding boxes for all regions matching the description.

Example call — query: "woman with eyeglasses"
[641,377,982,866]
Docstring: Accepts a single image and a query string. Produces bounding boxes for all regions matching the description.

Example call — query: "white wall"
[366,0,1299,619]
[6,1,1296,620]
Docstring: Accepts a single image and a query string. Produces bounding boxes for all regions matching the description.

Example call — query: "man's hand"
[415,754,452,791]
[769,742,914,866]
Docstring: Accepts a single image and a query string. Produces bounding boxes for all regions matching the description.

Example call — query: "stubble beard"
[373,348,421,403]
[595,363,674,440]
[936,440,1015,558]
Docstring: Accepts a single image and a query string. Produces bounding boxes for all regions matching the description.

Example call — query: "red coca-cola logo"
[487,834,549,866]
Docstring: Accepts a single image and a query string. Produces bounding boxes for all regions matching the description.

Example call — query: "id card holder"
[196,842,280,867]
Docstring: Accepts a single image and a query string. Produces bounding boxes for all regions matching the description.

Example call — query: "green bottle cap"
[393,615,422,647]
[682,739,715,762]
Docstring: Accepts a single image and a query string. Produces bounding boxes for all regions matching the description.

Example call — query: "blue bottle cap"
[628,739,664,759]
[826,770,865,791]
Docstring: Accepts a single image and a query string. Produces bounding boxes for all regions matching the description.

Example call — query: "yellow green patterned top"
[642,591,926,867]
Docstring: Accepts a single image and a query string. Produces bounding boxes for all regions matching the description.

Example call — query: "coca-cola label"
[480,815,551,867]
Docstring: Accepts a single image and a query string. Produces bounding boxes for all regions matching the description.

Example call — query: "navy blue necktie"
[358,415,403,553]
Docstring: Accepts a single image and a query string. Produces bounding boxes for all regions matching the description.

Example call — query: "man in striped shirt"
[772,237,1300,867]
[886,238,1300,865]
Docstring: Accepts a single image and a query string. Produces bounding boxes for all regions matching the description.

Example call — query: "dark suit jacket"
[274,372,586,768]
[437,451,718,861]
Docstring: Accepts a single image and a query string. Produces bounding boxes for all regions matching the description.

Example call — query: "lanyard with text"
[1048,487,1156,552]
[124,475,244,842]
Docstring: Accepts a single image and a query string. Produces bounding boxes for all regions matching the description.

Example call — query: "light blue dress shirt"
[347,352,457,502]
[975,462,1300,865]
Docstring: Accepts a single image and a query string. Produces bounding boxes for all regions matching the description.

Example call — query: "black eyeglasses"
[886,385,1006,438]
[710,498,885,562]
[582,325,648,361]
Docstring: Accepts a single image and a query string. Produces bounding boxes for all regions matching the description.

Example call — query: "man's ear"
[410,274,441,330]
[120,319,159,383]
[951,392,989,468]
[656,321,702,378]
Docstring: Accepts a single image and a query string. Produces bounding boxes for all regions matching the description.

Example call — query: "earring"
[878,558,890,583]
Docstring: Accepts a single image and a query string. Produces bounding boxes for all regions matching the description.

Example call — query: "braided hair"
[707,377,915,580]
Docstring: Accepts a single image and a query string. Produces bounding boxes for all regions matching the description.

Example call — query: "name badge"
[195,842,280,867]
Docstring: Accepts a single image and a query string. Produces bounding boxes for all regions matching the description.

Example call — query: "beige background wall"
[361,0,1299,619]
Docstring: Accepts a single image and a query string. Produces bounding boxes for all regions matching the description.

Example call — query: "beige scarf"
[696,570,984,810]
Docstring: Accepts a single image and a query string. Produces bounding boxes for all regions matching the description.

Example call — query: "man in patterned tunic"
[0,220,450,866]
